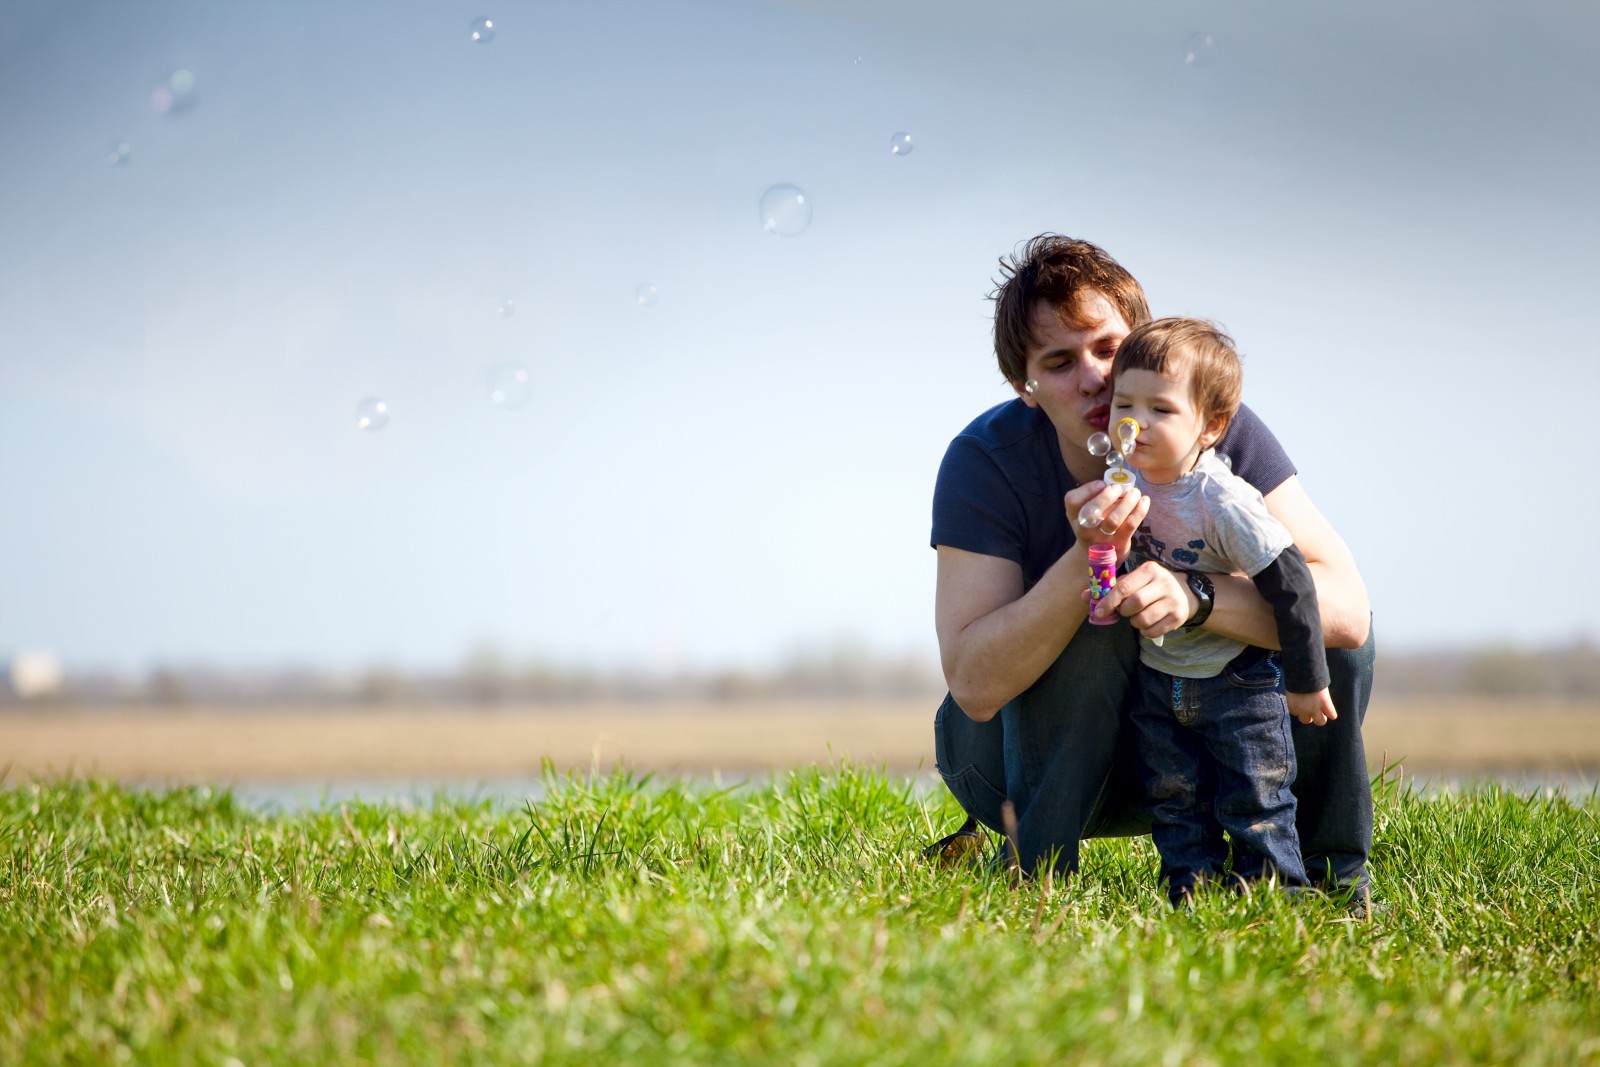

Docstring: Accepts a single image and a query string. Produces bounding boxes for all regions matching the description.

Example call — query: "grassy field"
[3,697,1599,782]
[3,768,1598,1064]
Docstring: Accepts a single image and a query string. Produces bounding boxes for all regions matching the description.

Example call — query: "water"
[198,769,1598,813]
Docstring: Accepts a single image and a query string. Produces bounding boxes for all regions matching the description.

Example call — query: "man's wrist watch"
[1182,571,1214,631]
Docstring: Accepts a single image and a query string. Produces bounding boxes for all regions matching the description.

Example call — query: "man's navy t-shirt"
[931,401,1296,591]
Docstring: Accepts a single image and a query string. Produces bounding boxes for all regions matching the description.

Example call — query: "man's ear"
[1011,377,1037,407]
[1199,412,1228,451]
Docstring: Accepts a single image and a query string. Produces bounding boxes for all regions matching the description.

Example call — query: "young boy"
[1104,317,1336,905]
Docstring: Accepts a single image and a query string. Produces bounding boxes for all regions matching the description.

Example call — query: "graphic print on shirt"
[1132,528,1208,568]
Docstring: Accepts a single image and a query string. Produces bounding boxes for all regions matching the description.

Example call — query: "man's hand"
[1064,480,1149,557]
[1090,560,1194,636]
[1288,688,1337,727]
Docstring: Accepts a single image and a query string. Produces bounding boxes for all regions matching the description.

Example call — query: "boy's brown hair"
[990,234,1152,384]
[1113,317,1244,434]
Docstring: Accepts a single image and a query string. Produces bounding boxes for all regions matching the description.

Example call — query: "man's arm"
[1203,476,1370,650]
[935,543,1090,723]
[1096,475,1369,650]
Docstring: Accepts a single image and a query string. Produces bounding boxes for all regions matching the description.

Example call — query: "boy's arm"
[1250,545,1329,692]
[1250,544,1337,725]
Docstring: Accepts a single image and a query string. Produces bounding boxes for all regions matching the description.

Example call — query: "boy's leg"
[1131,666,1228,904]
[1291,623,1376,893]
[1202,654,1308,887]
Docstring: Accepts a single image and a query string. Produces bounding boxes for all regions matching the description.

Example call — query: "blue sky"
[2,0,1597,673]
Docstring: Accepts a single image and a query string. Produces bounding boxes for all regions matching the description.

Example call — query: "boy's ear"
[1199,412,1228,451]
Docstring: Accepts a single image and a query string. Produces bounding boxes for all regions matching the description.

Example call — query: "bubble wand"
[1077,418,1140,530]
[1080,419,1158,642]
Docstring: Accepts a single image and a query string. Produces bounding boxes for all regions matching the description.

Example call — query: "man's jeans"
[1132,650,1307,903]
[933,618,1376,886]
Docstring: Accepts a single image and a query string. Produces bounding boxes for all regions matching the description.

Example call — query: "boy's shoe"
[922,817,985,867]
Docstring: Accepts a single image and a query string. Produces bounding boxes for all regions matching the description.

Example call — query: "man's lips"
[1086,406,1110,430]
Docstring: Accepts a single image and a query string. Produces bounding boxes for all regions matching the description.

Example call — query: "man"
[929,235,1374,900]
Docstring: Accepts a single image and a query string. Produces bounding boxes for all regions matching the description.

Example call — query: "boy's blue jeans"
[933,618,1375,888]
[1131,648,1308,904]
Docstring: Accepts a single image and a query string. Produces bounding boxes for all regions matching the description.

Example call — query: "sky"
[1,0,1597,675]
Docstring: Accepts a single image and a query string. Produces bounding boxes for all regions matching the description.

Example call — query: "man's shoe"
[922,817,985,868]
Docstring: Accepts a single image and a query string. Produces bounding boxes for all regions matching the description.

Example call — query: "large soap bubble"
[1183,32,1216,67]
[355,397,389,431]
[487,363,531,409]
[890,132,913,156]
[470,18,496,43]
[759,184,811,237]
[1087,432,1111,458]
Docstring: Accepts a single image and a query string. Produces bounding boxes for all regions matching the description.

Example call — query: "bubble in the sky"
[1183,32,1216,67]
[890,132,913,156]
[854,56,862,64]
[487,363,531,409]
[169,69,195,95]
[497,298,516,318]
[355,397,389,431]
[107,142,132,166]
[635,284,659,307]
[1087,432,1111,457]
[759,184,811,237]
[149,87,174,114]
[470,17,495,43]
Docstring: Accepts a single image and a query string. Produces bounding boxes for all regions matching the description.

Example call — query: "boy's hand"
[1288,688,1337,727]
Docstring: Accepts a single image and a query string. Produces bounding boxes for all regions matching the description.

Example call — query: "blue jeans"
[1132,649,1307,903]
[933,619,1376,887]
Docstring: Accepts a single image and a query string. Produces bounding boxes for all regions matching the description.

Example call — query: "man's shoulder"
[951,398,1055,456]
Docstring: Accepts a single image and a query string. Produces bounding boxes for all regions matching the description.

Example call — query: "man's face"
[1014,291,1132,447]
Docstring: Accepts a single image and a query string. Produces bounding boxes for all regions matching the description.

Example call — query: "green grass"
[3,767,1598,1065]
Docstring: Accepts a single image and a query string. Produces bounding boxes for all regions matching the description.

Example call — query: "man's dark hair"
[990,235,1152,383]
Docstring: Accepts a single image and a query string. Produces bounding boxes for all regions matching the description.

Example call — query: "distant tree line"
[0,640,948,709]
[1375,639,1600,700]
[4,639,1596,709]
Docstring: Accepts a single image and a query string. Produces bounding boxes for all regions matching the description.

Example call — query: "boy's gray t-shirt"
[1132,450,1293,679]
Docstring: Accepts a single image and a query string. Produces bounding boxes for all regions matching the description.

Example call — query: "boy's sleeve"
[1250,545,1330,694]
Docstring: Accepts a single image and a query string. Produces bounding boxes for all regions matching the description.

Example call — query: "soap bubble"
[107,142,132,166]
[1087,432,1111,458]
[169,69,195,95]
[487,363,531,408]
[355,397,389,431]
[890,132,913,156]
[470,17,495,42]
[635,284,658,306]
[149,88,174,114]
[1183,32,1216,67]
[497,298,516,318]
[759,184,811,237]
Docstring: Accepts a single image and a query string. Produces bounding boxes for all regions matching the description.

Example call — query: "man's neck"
[1058,428,1106,486]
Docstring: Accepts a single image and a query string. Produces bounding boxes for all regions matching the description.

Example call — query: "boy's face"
[1111,365,1227,485]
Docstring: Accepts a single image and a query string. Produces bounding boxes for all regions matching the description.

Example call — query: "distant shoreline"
[3,697,1597,784]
